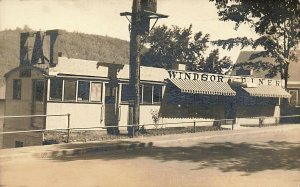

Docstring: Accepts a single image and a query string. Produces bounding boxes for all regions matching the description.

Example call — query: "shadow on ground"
[49,140,300,174]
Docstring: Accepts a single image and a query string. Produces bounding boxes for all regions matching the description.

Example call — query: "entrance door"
[32,80,46,129]
[104,83,119,134]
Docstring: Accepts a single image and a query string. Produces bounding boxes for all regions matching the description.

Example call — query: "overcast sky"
[0,0,258,62]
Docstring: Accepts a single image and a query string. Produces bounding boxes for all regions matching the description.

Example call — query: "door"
[104,83,119,134]
[31,79,46,129]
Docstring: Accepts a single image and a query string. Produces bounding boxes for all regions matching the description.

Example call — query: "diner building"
[2,31,291,148]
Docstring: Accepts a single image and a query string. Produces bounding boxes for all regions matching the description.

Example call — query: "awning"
[242,85,290,98]
[168,78,236,96]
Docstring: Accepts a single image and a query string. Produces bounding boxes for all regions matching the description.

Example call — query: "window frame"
[142,84,153,104]
[49,78,105,103]
[49,78,63,101]
[120,83,132,103]
[153,85,163,104]
[90,81,103,103]
[105,83,117,104]
[77,80,91,102]
[140,83,164,105]
[33,80,45,102]
[12,79,22,100]
[289,89,299,107]
[63,79,77,102]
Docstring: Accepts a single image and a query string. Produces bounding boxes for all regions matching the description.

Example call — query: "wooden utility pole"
[121,0,167,137]
[130,0,142,136]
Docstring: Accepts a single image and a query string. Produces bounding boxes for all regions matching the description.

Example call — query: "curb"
[36,142,154,158]
[0,142,154,161]
[1,125,299,160]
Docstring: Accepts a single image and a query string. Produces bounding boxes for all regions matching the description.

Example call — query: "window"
[105,84,116,104]
[50,79,63,101]
[15,141,24,148]
[90,82,102,102]
[153,85,162,103]
[289,90,299,106]
[13,79,21,100]
[34,80,44,102]
[77,81,90,102]
[64,80,77,101]
[143,84,152,103]
[139,84,164,104]
[121,84,132,102]
[121,84,143,103]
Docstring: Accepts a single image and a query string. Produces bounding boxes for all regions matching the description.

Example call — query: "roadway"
[0,125,300,187]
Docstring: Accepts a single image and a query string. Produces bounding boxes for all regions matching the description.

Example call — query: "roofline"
[4,65,48,78]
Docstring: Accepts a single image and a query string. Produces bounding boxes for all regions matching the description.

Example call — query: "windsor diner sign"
[167,70,282,87]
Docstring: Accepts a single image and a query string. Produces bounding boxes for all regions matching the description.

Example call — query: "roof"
[50,57,168,83]
[168,78,236,96]
[242,85,290,98]
[235,50,300,82]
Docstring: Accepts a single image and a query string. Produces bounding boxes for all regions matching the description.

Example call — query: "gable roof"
[235,50,300,82]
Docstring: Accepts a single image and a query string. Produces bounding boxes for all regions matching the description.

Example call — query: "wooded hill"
[0,27,130,79]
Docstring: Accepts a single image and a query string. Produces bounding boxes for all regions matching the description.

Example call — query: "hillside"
[0,28,130,79]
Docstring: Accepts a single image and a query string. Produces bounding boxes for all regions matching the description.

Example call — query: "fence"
[0,114,299,147]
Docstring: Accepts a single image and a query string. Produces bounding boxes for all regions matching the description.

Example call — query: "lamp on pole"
[121,0,168,137]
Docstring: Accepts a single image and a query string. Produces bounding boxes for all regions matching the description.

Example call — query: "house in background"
[233,50,300,107]
[233,51,300,123]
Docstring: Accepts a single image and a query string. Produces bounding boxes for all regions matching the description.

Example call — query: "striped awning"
[169,79,236,96]
[242,85,290,98]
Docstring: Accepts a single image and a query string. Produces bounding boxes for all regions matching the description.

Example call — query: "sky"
[0,0,259,62]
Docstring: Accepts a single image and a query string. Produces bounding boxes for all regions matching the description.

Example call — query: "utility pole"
[121,0,168,137]
[130,0,142,137]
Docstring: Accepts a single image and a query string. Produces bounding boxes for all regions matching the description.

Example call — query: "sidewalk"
[1,124,299,160]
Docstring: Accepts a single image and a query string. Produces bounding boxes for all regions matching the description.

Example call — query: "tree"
[141,24,233,74]
[210,0,300,88]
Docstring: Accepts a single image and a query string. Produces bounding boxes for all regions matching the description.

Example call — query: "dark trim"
[54,73,110,81]
[120,102,161,106]
[118,78,167,85]
[47,100,103,105]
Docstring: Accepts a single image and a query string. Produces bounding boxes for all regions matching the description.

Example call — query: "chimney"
[172,62,186,71]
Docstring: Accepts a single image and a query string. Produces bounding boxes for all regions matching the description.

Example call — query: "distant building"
[234,51,300,107]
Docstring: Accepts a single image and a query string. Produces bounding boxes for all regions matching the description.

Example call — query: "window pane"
[91,82,102,102]
[50,79,63,100]
[77,81,90,102]
[34,81,44,102]
[64,80,76,101]
[105,84,116,104]
[143,85,152,103]
[289,90,298,106]
[153,85,162,103]
[121,84,131,102]
[13,79,21,100]
[140,85,143,103]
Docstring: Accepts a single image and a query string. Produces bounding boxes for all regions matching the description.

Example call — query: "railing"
[0,114,71,142]
[0,114,299,146]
